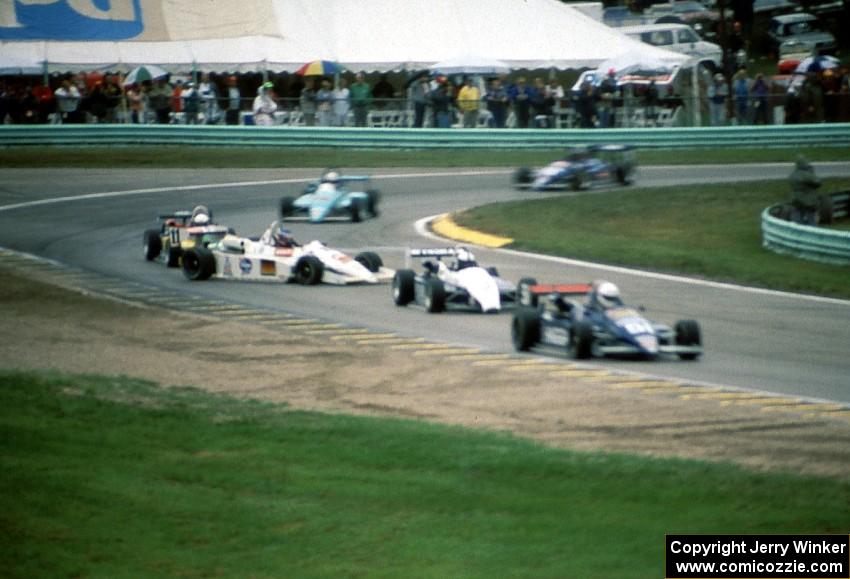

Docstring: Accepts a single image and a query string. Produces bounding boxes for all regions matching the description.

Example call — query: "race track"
[1,163,849,403]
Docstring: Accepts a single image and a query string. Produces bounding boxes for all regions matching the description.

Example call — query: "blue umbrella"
[794,55,840,74]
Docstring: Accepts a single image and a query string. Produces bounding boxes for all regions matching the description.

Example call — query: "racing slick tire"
[143,229,162,261]
[165,244,182,268]
[349,199,362,223]
[517,277,538,308]
[392,269,416,306]
[182,247,216,281]
[511,308,541,351]
[355,251,383,273]
[366,189,380,217]
[615,167,631,185]
[570,320,594,360]
[570,172,584,191]
[674,319,702,360]
[513,167,533,187]
[280,196,296,219]
[424,278,446,313]
[294,255,324,285]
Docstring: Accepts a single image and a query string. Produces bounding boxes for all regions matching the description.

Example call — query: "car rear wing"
[157,210,193,225]
[405,247,457,268]
[527,283,593,296]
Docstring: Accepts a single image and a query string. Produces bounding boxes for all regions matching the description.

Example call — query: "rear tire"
[366,189,380,217]
[294,255,324,285]
[675,319,702,360]
[392,270,415,306]
[514,167,532,187]
[571,320,594,359]
[424,278,446,313]
[511,308,540,351]
[182,247,216,281]
[280,196,296,219]
[350,199,362,223]
[143,229,161,261]
[570,173,584,191]
[355,251,383,273]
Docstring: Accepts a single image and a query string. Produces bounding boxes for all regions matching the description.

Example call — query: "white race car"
[181,221,393,285]
[392,247,529,313]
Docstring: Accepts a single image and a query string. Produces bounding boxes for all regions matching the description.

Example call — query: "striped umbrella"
[122,64,169,86]
[295,60,343,76]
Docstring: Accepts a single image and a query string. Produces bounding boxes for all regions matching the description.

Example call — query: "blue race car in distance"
[512,280,702,360]
[513,145,636,191]
[280,169,380,223]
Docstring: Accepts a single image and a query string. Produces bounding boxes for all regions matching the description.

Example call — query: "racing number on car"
[170,228,180,245]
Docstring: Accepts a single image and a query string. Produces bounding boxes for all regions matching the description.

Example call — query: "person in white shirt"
[252,82,278,126]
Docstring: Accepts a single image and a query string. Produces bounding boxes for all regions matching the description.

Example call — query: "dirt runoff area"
[2,264,849,480]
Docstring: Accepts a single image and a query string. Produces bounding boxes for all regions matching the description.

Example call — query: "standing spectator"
[148,77,173,124]
[429,77,453,128]
[597,69,618,128]
[32,81,54,124]
[707,73,727,126]
[531,77,554,128]
[198,73,220,124]
[225,76,241,125]
[349,73,372,127]
[508,77,532,128]
[372,74,395,108]
[100,76,122,123]
[172,80,184,116]
[332,79,350,126]
[485,77,509,128]
[575,81,597,128]
[732,68,750,125]
[54,78,82,124]
[788,155,821,225]
[798,72,824,124]
[751,73,769,125]
[315,79,334,126]
[125,83,145,124]
[252,82,277,126]
[300,79,317,126]
[409,75,430,128]
[87,82,110,123]
[457,76,480,128]
[644,80,659,127]
[181,82,199,124]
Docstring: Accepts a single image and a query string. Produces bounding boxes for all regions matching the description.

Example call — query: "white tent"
[0,0,688,74]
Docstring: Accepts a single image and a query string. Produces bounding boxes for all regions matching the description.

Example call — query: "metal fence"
[762,191,850,265]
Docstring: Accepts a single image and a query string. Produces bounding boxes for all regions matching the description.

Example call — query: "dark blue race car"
[512,280,702,360]
[513,145,636,191]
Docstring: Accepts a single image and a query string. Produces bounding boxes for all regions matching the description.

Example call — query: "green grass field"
[456,178,850,299]
[2,370,849,578]
[1,145,849,168]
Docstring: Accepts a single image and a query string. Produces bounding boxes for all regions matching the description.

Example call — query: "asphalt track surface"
[1,163,849,404]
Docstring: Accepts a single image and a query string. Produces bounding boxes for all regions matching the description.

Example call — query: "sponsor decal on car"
[223,257,233,277]
[543,326,569,346]
[274,248,293,257]
[239,258,252,274]
[260,260,276,276]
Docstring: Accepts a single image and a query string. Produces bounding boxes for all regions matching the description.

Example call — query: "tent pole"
[42,60,48,86]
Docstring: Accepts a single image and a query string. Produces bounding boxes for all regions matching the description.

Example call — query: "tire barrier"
[762,191,850,265]
[2,122,850,149]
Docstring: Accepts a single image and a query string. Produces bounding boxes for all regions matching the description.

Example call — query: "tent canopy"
[0,0,689,74]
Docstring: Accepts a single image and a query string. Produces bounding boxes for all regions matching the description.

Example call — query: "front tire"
[143,229,161,261]
[514,167,532,187]
[165,244,182,268]
[294,255,324,285]
[570,320,594,359]
[675,319,702,360]
[392,270,415,306]
[280,196,296,219]
[512,308,540,351]
[182,247,216,281]
[570,172,584,191]
[355,251,383,273]
[349,199,362,223]
[366,189,380,217]
[424,278,446,313]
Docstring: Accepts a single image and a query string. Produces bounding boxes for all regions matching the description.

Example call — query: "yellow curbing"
[430,214,514,249]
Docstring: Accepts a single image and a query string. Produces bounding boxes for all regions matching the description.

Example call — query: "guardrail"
[762,191,850,265]
[2,123,850,149]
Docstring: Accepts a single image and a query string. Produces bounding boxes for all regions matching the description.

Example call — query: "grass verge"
[455,178,850,299]
[1,145,849,168]
[2,370,849,578]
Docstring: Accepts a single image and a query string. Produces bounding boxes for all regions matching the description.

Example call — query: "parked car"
[768,13,836,55]
[620,23,723,69]
[754,0,801,18]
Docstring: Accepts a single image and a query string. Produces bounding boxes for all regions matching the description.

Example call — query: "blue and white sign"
[0,0,144,40]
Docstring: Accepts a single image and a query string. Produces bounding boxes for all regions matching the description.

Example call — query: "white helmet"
[596,281,621,308]
[321,170,340,184]
[190,205,211,225]
[455,247,477,269]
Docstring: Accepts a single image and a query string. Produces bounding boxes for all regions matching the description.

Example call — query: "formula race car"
[143,205,231,267]
[511,280,702,360]
[280,169,380,223]
[391,247,530,313]
[181,220,393,285]
[513,145,636,191]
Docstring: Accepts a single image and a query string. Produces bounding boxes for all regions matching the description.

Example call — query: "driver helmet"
[321,170,340,185]
[190,205,211,226]
[595,280,621,309]
[272,224,295,247]
[455,247,477,269]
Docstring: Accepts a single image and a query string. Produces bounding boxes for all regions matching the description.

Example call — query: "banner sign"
[0,0,144,40]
